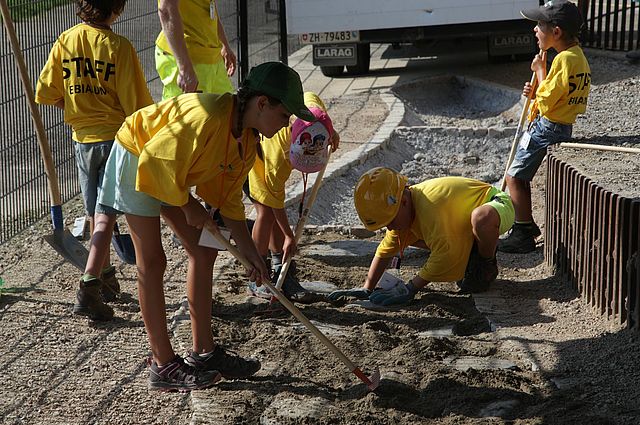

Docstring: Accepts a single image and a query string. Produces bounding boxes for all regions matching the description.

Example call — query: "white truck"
[286,0,540,76]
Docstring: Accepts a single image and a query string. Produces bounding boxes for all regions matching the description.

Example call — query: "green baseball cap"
[243,62,316,122]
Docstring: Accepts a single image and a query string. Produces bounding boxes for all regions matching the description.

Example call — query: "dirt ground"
[1,48,640,424]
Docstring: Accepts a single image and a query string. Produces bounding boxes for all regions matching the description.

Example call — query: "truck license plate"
[300,31,359,44]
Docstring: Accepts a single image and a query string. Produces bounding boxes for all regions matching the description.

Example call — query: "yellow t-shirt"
[156,0,222,64]
[116,93,256,220]
[248,92,327,208]
[35,24,153,143]
[375,177,494,282]
[535,45,591,125]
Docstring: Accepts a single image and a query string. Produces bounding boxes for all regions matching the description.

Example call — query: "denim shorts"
[74,140,118,216]
[98,141,163,217]
[507,116,572,181]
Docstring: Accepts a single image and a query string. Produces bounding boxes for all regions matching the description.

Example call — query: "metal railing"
[581,0,640,50]
[0,0,290,244]
[546,152,640,330]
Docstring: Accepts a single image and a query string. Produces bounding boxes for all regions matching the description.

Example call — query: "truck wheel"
[320,65,345,77]
[346,43,371,75]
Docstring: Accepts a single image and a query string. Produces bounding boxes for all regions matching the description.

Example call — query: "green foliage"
[6,0,73,22]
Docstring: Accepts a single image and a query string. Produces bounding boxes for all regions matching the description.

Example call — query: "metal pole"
[237,0,249,81]
[278,0,288,64]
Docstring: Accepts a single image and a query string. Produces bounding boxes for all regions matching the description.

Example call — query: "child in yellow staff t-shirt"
[97,62,315,392]
[245,92,339,301]
[499,0,591,254]
[328,168,516,305]
[35,0,153,321]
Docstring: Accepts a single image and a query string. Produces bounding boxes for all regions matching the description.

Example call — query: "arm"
[54,99,64,110]
[272,207,297,262]
[223,216,270,284]
[215,3,236,77]
[363,255,393,291]
[531,51,547,88]
[158,0,198,93]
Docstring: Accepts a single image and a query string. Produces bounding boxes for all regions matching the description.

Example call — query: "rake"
[207,223,381,391]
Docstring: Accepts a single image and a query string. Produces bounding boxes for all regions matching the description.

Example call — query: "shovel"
[500,49,543,191]
[112,222,136,265]
[275,147,332,293]
[207,223,381,391]
[0,0,88,270]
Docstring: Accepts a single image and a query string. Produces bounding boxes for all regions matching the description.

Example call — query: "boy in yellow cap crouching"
[328,167,515,306]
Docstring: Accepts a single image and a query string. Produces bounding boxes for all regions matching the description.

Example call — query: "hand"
[329,131,340,153]
[245,254,269,285]
[182,198,213,230]
[221,44,237,77]
[522,82,535,98]
[530,51,546,73]
[369,281,417,306]
[282,235,298,263]
[327,287,372,302]
[177,65,199,93]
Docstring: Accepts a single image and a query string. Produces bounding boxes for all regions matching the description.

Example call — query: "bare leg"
[251,202,276,257]
[506,175,533,222]
[161,205,217,354]
[84,213,117,277]
[269,222,285,255]
[471,205,501,258]
[126,213,172,365]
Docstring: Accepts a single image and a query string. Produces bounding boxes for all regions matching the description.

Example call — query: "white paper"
[518,131,531,150]
[377,271,404,291]
[198,227,231,250]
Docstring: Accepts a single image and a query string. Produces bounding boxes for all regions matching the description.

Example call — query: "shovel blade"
[44,229,89,271]
[112,233,136,265]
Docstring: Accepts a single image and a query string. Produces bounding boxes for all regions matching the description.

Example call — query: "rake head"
[353,367,381,391]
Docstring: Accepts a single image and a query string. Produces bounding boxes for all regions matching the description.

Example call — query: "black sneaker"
[497,222,541,254]
[101,267,120,303]
[73,277,114,321]
[148,355,221,392]
[273,263,309,300]
[185,345,261,379]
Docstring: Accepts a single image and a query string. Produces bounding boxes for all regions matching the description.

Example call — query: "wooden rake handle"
[275,147,332,290]
[206,223,377,388]
[501,50,543,191]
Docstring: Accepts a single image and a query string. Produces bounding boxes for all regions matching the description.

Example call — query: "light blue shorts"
[508,116,572,181]
[74,140,118,216]
[484,187,515,235]
[98,142,163,217]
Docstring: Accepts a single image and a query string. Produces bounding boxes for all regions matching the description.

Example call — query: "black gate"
[580,0,640,50]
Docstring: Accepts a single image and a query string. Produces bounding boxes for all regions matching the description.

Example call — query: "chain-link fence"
[0,0,293,244]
